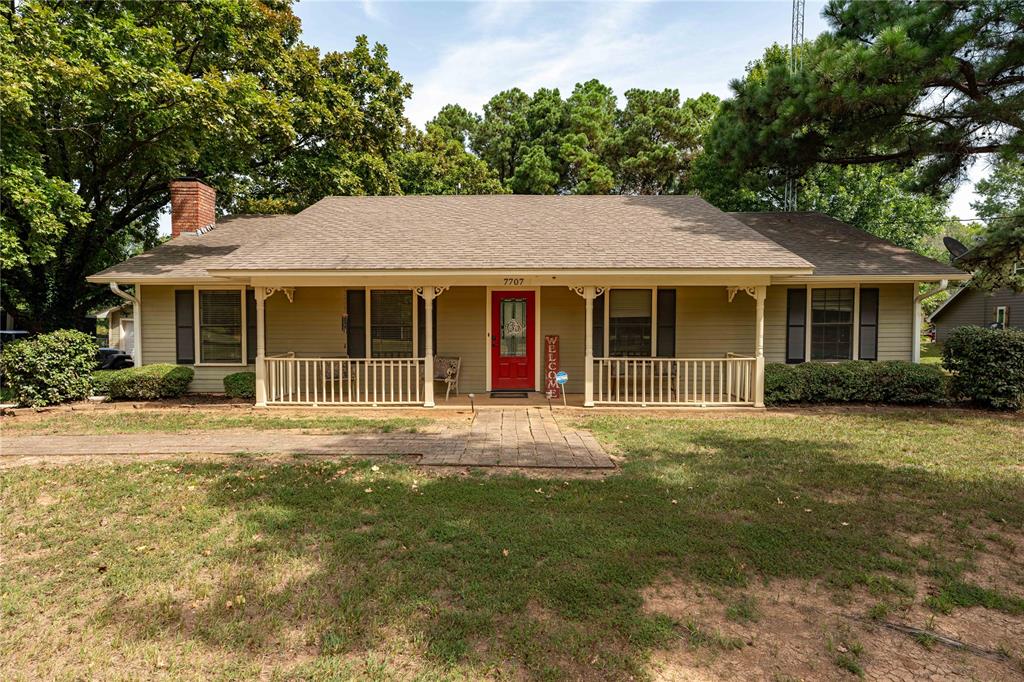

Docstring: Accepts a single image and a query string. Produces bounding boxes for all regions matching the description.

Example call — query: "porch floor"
[1,409,614,470]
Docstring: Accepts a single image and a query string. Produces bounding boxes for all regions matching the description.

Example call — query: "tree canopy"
[1,0,419,329]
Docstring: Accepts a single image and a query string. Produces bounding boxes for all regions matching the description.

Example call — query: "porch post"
[254,286,268,407]
[584,286,595,407]
[754,285,766,408]
[912,281,922,363]
[423,288,435,408]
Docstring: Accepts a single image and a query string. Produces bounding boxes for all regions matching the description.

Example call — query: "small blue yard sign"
[555,371,568,385]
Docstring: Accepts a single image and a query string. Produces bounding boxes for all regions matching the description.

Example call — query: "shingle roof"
[87,214,294,281]
[730,212,966,279]
[214,195,812,272]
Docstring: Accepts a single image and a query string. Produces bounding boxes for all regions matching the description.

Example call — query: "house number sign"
[503,277,525,286]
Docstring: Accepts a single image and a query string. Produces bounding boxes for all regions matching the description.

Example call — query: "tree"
[959,158,1024,291]
[470,88,532,184]
[695,43,949,253]
[612,89,718,195]
[394,126,504,195]
[426,104,481,149]
[1,1,411,330]
[560,79,617,194]
[711,1,1023,189]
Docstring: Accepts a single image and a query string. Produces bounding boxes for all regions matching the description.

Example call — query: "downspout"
[109,282,142,365]
[912,279,949,363]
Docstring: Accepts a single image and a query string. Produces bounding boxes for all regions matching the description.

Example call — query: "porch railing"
[265,356,425,405]
[593,356,756,406]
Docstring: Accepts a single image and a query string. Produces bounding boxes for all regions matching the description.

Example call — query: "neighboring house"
[87,178,967,408]
[928,286,1021,343]
[93,303,135,354]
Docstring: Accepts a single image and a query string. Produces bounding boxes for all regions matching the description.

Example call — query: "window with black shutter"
[656,288,676,357]
[416,295,438,357]
[198,290,243,363]
[593,294,604,357]
[608,289,652,357]
[346,289,366,358]
[785,288,806,363]
[859,288,879,361]
[175,290,194,364]
[811,288,855,360]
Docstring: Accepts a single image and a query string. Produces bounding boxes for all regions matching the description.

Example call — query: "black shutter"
[175,290,194,364]
[859,288,879,361]
[656,288,676,357]
[245,290,257,363]
[785,288,806,364]
[593,294,604,357]
[347,289,366,358]
[416,296,438,357]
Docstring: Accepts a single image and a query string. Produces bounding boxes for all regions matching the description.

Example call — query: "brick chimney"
[169,178,216,237]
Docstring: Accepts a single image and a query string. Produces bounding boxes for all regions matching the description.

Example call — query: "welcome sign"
[544,335,560,399]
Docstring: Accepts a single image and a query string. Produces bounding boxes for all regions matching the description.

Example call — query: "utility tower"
[783,0,805,212]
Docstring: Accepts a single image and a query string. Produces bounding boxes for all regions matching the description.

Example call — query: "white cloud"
[406,2,711,126]
[361,0,381,21]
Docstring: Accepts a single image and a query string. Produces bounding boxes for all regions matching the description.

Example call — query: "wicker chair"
[433,356,461,400]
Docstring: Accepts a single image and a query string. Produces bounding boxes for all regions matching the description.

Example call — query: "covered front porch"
[249,282,768,409]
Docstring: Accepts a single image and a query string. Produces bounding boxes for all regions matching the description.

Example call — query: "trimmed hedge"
[0,329,98,407]
[943,326,1024,410]
[97,364,194,400]
[764,361,947,406]
[223,371,255,399]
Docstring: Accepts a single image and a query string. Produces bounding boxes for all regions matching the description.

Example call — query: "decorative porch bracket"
[258,287,294,303]
[415,286,449,407]
[726,286,756,303]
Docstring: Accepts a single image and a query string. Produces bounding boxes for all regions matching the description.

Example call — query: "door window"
[499,298,527,356]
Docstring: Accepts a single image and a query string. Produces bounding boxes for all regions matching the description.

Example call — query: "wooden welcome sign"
[544,335,560,398]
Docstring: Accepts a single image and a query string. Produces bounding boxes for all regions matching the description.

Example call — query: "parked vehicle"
[0,330,31,350]
[96,347,134,370]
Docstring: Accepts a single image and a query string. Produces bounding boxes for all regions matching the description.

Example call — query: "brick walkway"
[0,410,614,469]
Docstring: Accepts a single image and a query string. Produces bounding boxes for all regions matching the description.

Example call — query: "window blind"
[199,290,242,363]
[371,290,413,358]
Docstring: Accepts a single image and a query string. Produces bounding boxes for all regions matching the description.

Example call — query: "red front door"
[491,290,535,390]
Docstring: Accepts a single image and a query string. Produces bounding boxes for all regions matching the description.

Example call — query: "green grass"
[919,340,943,365]
[2,409,1022,679]
[1,410,429,434]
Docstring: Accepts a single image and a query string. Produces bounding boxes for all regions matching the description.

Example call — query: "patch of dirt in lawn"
[642,577,1023,681]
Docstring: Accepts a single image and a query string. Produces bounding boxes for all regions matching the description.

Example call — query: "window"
[175,290,194,364]
[811,288,854,360]
[785,288,807,363]
[995,306,1008,329]
[609,289,651,357]
[371,290,413,358]
[198,290,243,363]
[859,288,879,361]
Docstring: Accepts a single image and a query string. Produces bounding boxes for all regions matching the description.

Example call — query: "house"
[928,286,1020,343]
[86,178,967,408]
[92,302,134,353]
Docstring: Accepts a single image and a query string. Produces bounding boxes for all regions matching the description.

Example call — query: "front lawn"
[2,409,1022,680]
[1,409,429,435]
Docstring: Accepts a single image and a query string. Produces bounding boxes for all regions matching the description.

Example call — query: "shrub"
[0,329,98,407]
[223,371,255,399]
[92,370,116,395]
[943,326,1024,410]
[764,361,947,406]
[103,364,194,400]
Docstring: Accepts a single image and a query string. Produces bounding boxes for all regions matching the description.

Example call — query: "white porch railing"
[265,356,425,405]
[593,356,756,406]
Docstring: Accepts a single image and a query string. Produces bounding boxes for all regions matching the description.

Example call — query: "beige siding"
[140,285,249,393]
[877,283,913,360]
[266,287,346,357]
[675,287,756,358]
[760,283,915,363]
[436,286,487,392]
[540,286,585,393]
